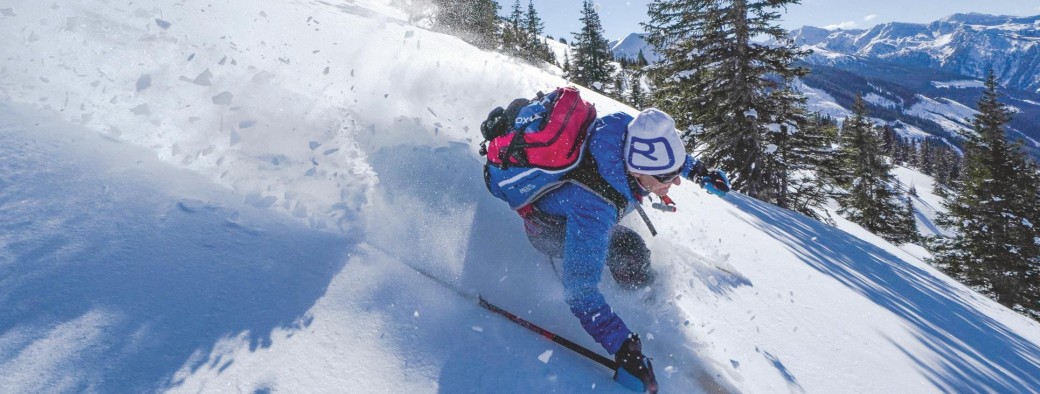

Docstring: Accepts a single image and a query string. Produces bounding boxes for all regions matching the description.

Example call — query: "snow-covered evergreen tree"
[771,112,839,222]
[836,95,910,243]
[629,72,648,110]
[570,0,615,93]
[900,195,922,244]
[932,72,1040,320]
[523,1,556,65]
[643,0,809,199]
[523,0,543,40]
[502,0,524,56]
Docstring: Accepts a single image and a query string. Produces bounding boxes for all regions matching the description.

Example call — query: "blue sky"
[525,0,1040,41]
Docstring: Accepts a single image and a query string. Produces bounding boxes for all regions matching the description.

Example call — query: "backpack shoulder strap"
[564,154,629,219]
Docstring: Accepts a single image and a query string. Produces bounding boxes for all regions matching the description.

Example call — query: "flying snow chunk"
[193,69,213,86]
[471,326,484,332]
[252,71,276,84]
[538,349,553,364]
[130,104,151,116]
[155,18,171,29]
[212,92,234,106]
[136,74,151,91]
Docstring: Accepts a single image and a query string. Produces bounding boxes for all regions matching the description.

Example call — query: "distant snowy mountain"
[610,33,661,63]
[792,14,1040,156]
[609,13,1040,157]
[792,13,1040,93]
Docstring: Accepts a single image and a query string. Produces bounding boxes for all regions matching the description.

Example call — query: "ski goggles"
[652,169,682,183]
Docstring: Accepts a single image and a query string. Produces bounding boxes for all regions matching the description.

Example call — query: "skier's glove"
[683,157,730,197]
[614,334,659,393]
[480,106,506,141]
[698,169,730,197]
[684,157,709,180]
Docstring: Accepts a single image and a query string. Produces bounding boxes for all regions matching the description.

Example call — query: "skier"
[517,108,730,393]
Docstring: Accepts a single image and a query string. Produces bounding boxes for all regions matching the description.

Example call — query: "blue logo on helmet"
[627,136,676,172]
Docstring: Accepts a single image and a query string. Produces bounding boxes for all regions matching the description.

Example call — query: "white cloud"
[864,14,878,22]
[824,21,857,30]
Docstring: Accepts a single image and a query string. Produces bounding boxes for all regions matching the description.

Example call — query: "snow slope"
[2,1,1040,393]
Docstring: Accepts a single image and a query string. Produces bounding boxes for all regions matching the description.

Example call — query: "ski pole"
[634,203,658,236]
[478,295,617,370]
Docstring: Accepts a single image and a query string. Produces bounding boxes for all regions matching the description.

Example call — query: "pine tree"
[630,72,647,109]
[524,0,544,39]
[933,179,949,199]
[931,72,1040,320]
[901,195,922,244]
[570,0,615,93]
[761,90,834,219]
[503,0,524,56]
[523,1,556,65]
[636,49,650,67]
[836,95,908,242]
[643,0,810,199]
[895,136,911,165]
[613,70,627,102]
[562,49,572,78]
[936,145,963,187]
[881,124,897,158]
[781,113,840,222]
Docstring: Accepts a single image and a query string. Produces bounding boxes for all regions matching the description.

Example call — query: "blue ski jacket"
[532,112,698,354]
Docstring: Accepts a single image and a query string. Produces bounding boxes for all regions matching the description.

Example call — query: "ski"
[367,245,618,372]
[477,295,617,370]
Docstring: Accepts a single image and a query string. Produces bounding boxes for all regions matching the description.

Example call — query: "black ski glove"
[686,160,731,196]
[700,169,731,196]
[614,334,659,393]
[687,159,709,180]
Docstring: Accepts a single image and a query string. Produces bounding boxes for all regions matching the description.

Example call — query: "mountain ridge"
[611,12,1040,156]
[790,12,1040,93]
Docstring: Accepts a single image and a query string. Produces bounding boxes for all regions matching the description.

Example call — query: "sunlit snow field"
[2,1,1039,392]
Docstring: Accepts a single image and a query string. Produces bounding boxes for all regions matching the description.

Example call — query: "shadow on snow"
[0,114,353,392]
[727,193,1040,393]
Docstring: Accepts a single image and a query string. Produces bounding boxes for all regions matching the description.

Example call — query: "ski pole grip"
[651,202,676,212]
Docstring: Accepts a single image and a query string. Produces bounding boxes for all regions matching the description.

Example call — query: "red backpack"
[479,87,598,210]
[481,86,597,171]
